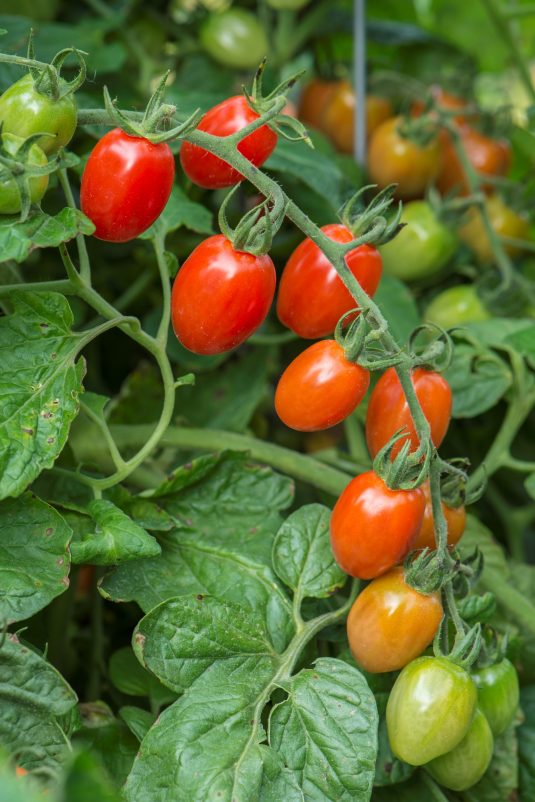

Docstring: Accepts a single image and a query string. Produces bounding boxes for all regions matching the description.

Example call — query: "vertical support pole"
[353,0,367,167]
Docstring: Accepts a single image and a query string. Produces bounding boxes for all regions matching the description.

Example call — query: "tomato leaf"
[374,693,415,787]
[140,185,213,240]
[0,633,77,774]
[0,292,85,500]
[73,715,138,790]
[269,658,378,802]
[61,751,124,802]
[0,208,94,264]
[505,325,535,368]
[100,452,294,652]
[272,504,346,599]
[119,707,156,743]
[108,647,176,709]
[460,723,519,802]
[0,494,71,624]
[445,343,512,418]
[258,746,304,802]
[69,500,161,566]
[374,275,421,347]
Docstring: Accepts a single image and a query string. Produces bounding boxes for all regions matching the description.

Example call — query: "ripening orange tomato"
[347,567,443,672]
[367,116,441,200]
[436,127,510,196]
[298,79,339,130]
[321,81,393,153]
[459,193,531,263]
[413,481,466,551]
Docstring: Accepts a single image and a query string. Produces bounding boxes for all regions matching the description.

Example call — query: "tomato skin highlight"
[275,340,370,432]
[277,224,382,339]
[472,659,519,736]
[386,656,478,766]
[368,115,441,200]
[366,367,452,460]
[379,200,458,282]
[80,128,174,242]
[0,133,49,214]
[347,567,443,673]
[171,234,276,355]
[0,73,77,155]
[330,471,425,579]
[180,96,277,189]
[424,285,491,329]
[413,481,466,551]
[425,707,494,791]
[200,10,268,70]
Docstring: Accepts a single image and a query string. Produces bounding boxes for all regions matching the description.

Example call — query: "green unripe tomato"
[0,73,77,155]
[267,0,310,8]
[386,656,477,766]
[0,134,49,214]
[472,659,519,736]
[425,707,494,791]
[379,200,458,281]
[200,10,268,70]
[424,285,491,328]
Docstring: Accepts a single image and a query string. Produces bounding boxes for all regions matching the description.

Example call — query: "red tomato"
[366,367,452,459]
[413,481,466,551]
[347,567,443,672]
[80,128,174,242]
[180,95,277,189]
[171,234,276,354]
[330,471,425,579]
[275,339,370,431]
[436,127,510,196]
[277,224,382,339]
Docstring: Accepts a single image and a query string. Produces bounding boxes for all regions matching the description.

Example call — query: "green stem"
[481,567,535,637]
[482,0,535,103]
[0,279,75,297]
[154,235,171,345]
[58,169,92,284]
[110,424,353,497]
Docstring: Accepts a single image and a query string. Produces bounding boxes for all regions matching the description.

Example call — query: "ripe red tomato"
[180,95,277,189]
[277,224,382,339]
[330,471,425,579]
[366,367,452,459]
[347,567,443,673]
[275,339,370,431]
[171,234,276,354]
[436,127,510,196]
[80,128,174,242]
[413,481,466,551]
[367,115,441,200]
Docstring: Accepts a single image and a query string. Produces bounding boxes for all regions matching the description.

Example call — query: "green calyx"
[102,73,202,144]
[340,184,403,246]
[0,131,65,221]
[217,184,288,256]
[245,59,311,143]
[407,323,454,372]
[396,110,440,148]
[373,428,431,491]
[26,32,87,101]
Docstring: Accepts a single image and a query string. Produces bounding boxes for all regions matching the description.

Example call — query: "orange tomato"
[459,193,531,263]
[367,116,441,200]
[412,85,472,128]
[347,567,443,673]
[321,80,393,153]
[413,481,466,551]
[15,767,28,777]
[436,127,510,196]
[298,79,339,130]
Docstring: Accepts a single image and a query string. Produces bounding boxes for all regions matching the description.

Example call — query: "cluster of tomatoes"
[298,79,532,324]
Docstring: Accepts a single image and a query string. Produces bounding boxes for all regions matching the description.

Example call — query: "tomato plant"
[180,95,278,189]
[171,234,276,354]
[330,471,425,579]
[436,127,511,196]
[347,567,443,673]
[366,367,452,459]
[424,284,491,327]
[275,339,370,431]
[460,193,531,263]
[80,128,175,242]
[386,656,478,765]
[277,225,382,338]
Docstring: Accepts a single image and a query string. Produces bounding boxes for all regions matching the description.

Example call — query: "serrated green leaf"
[0,292,85,499]
[70,500,161,566]
[374,693,414,787]
[445,344,512,418]
[0,209,94,264]
[106,487,174,532]
[0,634,76,774]
[140,185,213,239]
[73,718,138,791]
[133,595,277,694]
[61,750,124,802]
[119,707,156,744]
[258,746,304,802]
[505,326,535,366]
[0,494,71,623]
[124,658,274,802]
[272,504,346,599]
[459,515,509,576]
[101,453,294,651]
[269,658,378,802]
